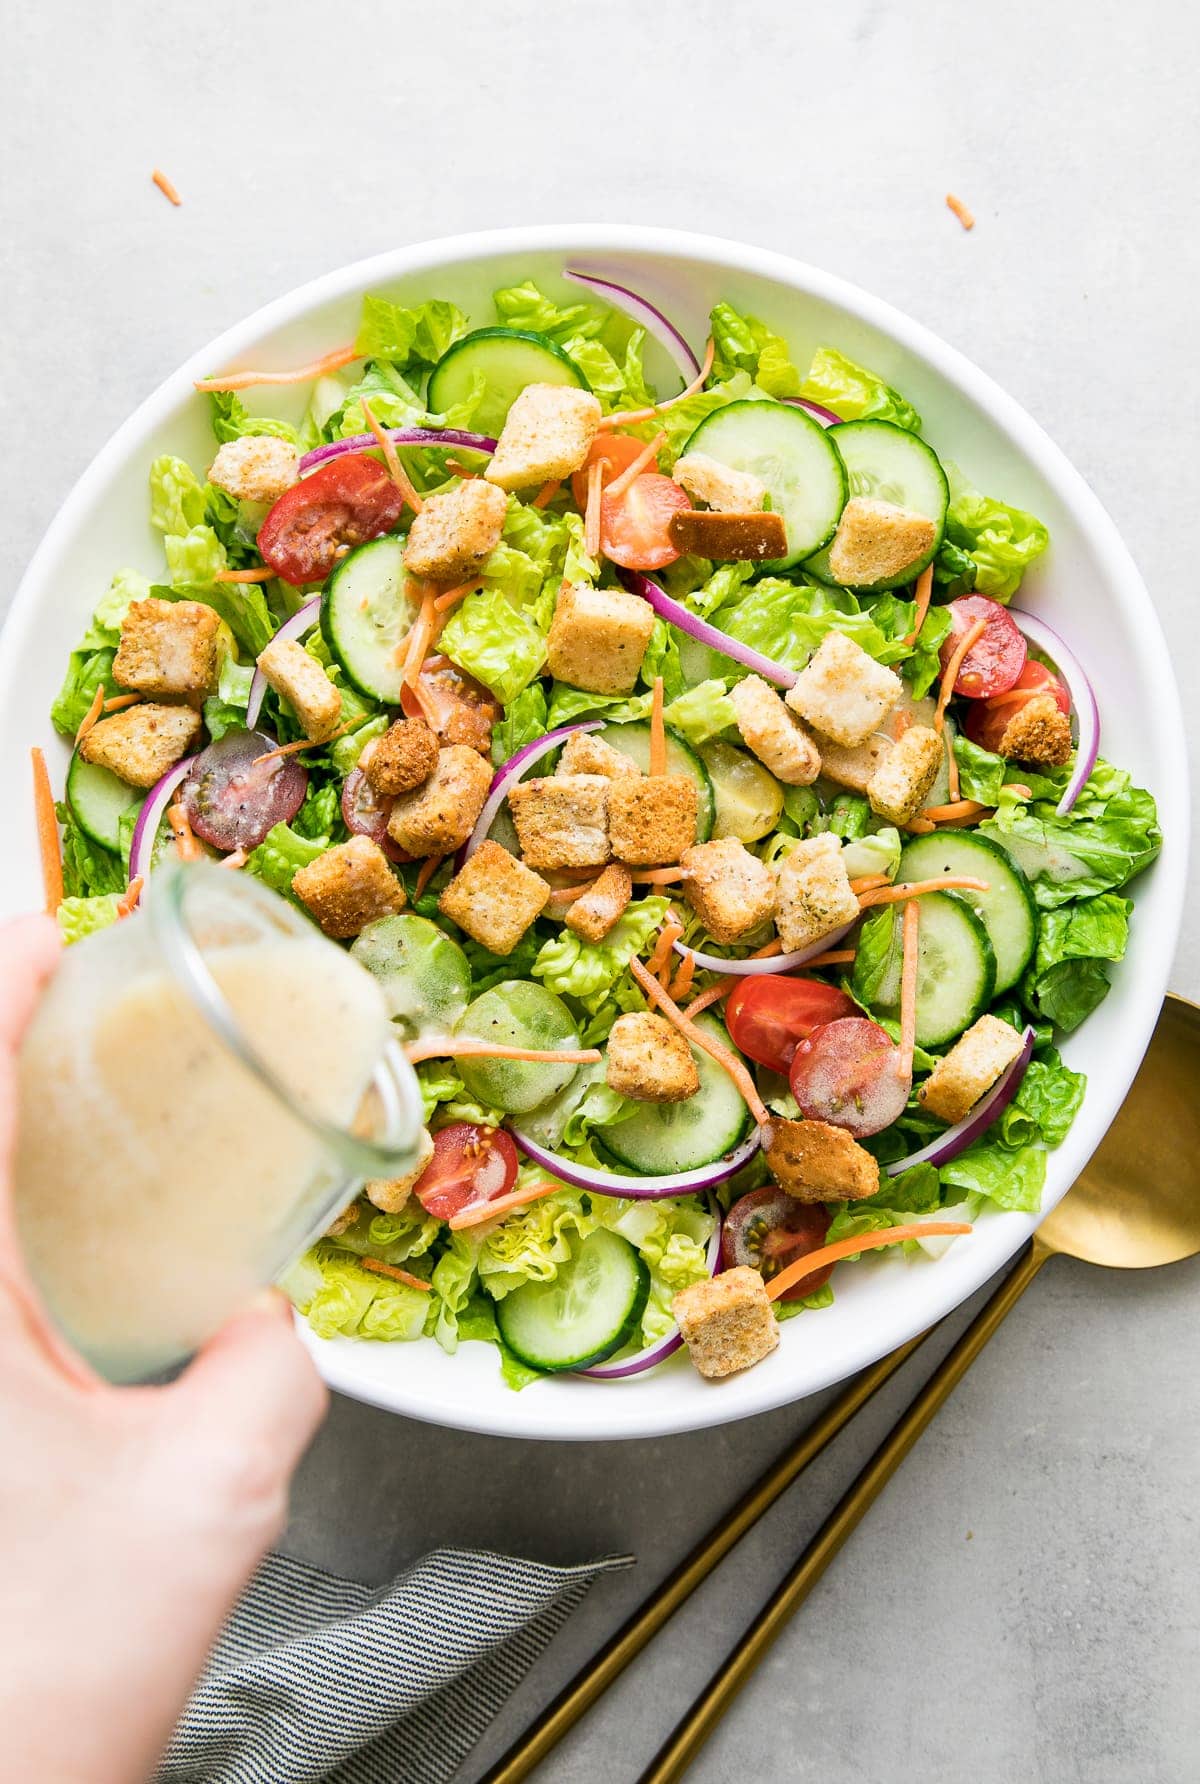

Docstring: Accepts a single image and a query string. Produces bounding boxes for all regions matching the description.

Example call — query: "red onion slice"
[563,268,700,383]
[127,755,198,885]
[1007,610,1099,817]
[509,1124,760,1200]
[458,721,603,866]
[622,572,797,689]
[783,396,843,427]
[246,596,322,730]
[671,920,857,980]
[884,1025,1035,1175]
[577,1202,723,1380]
[299,427,497,474]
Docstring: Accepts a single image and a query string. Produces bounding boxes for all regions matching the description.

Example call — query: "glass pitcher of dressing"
[13,860,424,1383]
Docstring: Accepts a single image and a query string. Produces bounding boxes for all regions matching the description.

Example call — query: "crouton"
[325,1199,362,1237]
[995,695,1073,769]
[557,730,639,780]
[255,636,342,743]
[78,702,203,789]
[364,1128,436,1215]
[785,631,903,747]
[608,774,697,866]
[208,435,300,505]
[673,1266,779,1380]
[774,833,860,954]
[680,837,776,945]
[292,836,406,938]
[545,582,656,696]
[918,1015,1026,1126]
[668,509,788,562]
[867,723,943,825]
[438,840,551,954]
[402,479,507,583]
[386,745,492,857]
[484,384,603,491]
[565,863,633,942]
[817,733,893,795]
[112,598,222,701]
[761,1117,880,1202]
[729,675,821,786]
[507,774,610,870]
[605,1011,700,1103]
[364,717,439,795]
[826,497,937,588]
[673,452,767,514]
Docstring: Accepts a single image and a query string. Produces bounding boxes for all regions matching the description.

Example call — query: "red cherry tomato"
[938,595,1027,699]
[724,976,859,1075]
[963,659,1070,753]
[721,1187,834,1301]
[258,453,405,585]
[570,434,657,511]
[788,1016,911,1138]
[414,1123,519,1222]
[401,656,499,754]
[599,473,691,570]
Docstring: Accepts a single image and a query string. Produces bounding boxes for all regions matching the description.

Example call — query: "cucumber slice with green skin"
[899,831,1037,995]
[854,891,996,1049]
[454,980,581,1114]
[602,1013,751,1174]
[427,327,590,438]
[349,914,472,1040]
[66,751,143,853]
[494,1226,650,1372]
[700,740,783,843]
[682,400,848,568]
[595,721,714,842]
[321,535,419,703]
[804,420,949,591]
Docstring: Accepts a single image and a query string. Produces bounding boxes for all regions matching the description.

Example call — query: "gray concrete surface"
[4,0,1198,1778]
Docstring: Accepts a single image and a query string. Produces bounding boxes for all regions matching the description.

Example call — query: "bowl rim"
[4,225,1189,1440]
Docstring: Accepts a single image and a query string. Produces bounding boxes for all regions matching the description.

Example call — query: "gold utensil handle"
[639,1239,1051,1784]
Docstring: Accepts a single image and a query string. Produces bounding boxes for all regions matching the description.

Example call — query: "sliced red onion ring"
[1007,610,1099,817]
[563,269,700,383]
[671,920,857,979]
[299,427,497,474]
[509,1124,760,1200]
[458,721,603,866]
[127,755,198,884]
[884,1026,1035,1175]
[577,1202,723,1380]
[623,572,797,690]
[783,396,843,428]
[246,596,321,729]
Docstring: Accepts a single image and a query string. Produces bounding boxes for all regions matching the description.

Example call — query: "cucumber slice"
[322,536,420,703]
[495,1226,650,1373]
[595,721,714,842]
[682,400,848,568]
[854,891,996,1049]
[602,1012,751,1174]
[700,740,783,843]
[899,831,1037,995]
[804,420,948,590]
[427,327,589,438]
[349,914,472,1040]
[66,751,142,853]
[454,980,581,1114]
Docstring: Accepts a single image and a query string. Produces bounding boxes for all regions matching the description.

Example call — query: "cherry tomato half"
[414,1123,518,1222]
[570,434,657,511]
[788,1016,911,1138]
[401,656,499,754]
[258,453,405,585]
[721,1187,834,1301]
[725,977,859,1076]
[938,595,1027,699]
[599,473,691,570]
[963,659,1070,753]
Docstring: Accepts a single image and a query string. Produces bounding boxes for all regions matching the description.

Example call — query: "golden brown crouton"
[364,1128,435,1214]
[255,637,342,743]
[386,745,492,857]
[867,723,944,825]
[208,435,300,504]
[774,833,860,954]
[508,775,610,870]
[668,509,787,561]
[324,1199,362,1237]
[438,841,551,954]
[785,631,903,747]
[545,582,656,696]
[826,497,937,587]
[565,863,633,942]
[761,1117,880,1201]
[113,598,222,701]
[605,1011,700,1103]
[557,730,639,780]
[818,733,893,795]
[995,695,1073,769]
[402,479,507,583]
[608,774,697,866]
[78,702,203,789]
[292,835,406,938]
[918,1015,1026,1125]
[681,837,776,944]
[673,1266,779,1380]
[365,717,439,795]
[484,384,603,491]
[673,452,766,513]
[729,675,821,786]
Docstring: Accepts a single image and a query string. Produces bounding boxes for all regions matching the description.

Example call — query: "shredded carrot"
[152,168,182,206]
[413,854,445,900]
[444,458,481,479]
[103,693,142,712]
[629,956,770,1126]
[194,343,360,393]
[166,801,203,863]
[905,816,937,835]
[585,461,604,559]
[678,941,789,1018]
[361,399,423,513]
[532,479,562,509]
[359,1257,432,1292]
[946,193,975,231]
[902,564,934,648]
[681,982,730,1021]
[666,950,696,1004]
[220,849,248,870]
[253,724,351,765]
[115,876,145,919]
[449,1180,562,1231]
[601,337,716,429]
[646,918,683,981]
[935,616,987,735]
[1007,783,1033,800]
[767,1221,973,1300]
[801,948,857,968]
[602,431,667,503]
[30,748,63,914]
[748,939,783,959]
[920,799,989,823]
[403,1038,602,1067]
[548,880,595,906]
[215,566,275,583]
[897,899,920,1080]
[631,867,687,886]
[849,874,891,894]
[399,587,438,687]
[432,580,479,615]
[891,709,913,739]
[74,684,106,745]
[977,686,1032,713]
[946,749,961,804]
[649,675,667,777]
[857,874,988,910]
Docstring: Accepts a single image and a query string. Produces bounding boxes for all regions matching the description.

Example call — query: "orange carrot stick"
[532,479,562,509]
[220,849,248,870]
[935,616,987,735]
[166,801,203,862]
[449,1180,563,1231]
[601,338,716,429]
[946,193,975,231]
[766,1221,973,1301]
[585,460,604,559]
[400,588,438,687]
[902,564,934,648]
[857,875,988,910]
[801,948,857,968]
[413,855,445,900]
[103,693,142,712]
[849,874,891,894]
[548,880,596,906]
[361,399,423,513]
[253,725,351,765]
[602,431,667,503]
[897,898,920,1080]
[629,957,770,1126]
[645,918,683,981]
[631,868,687,885]
[432,580,480,614]
[359,1257,432,1292]
[115,876,145,919]
[215,566,275,583]
[152,168,182,206]
[920,799,989,823]
[403,1038,602,1066]
[194,343,359,393]
[30,748,63,914]
[681,982,730,1021]
[74,684,106,745]
[648,675,667,777]
[666,950,696,1004]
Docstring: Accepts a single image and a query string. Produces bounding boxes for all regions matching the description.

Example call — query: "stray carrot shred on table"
[946,193,975,231]
[152,168,182,206]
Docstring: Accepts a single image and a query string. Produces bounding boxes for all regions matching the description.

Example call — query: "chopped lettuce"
[476,1184,597,1301]
[590,1195,714,1344]
[491,281,650,408]
[57,893,123,943]
[953,735,1008,806]
[51,646,117,737]
[841,826,902,882]
[354,294,469,368]
[943,463,1049,601]
[149,455,208,535]
[532,896,670,1013]
[492,682,549,764]
[281,1244,430,1342]
[1021,892,1132,1031]
[244,822,328,896]
[57,806,125,898]
[798,347,922,433]
[999,1050,1086,1147]
[663,678,737,747]
[438,586,547,704]
[207,391,298,446]
[941,1137,1046,1212]
[546,682,652,729]
[980,760,1160,909]
[709,302,802,398]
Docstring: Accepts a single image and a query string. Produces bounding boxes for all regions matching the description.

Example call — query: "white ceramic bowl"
[1,227,1187,1441]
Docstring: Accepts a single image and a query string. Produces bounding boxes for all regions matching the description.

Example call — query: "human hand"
[0,917,328,1784]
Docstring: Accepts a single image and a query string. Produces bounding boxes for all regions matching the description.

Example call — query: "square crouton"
[557,730,639,780]
[608,774,697,866]
[605,1011,700,1103]
[761,1117,880,1202]
[292,836,406,938]
[508,774,610,870]
[729,675,821,786]
[364,1127,435,1214]
[208,435,300,504]
[566,863,633,942]
[826,497,937,588]
[387,745,493,856]
[681,838,776,945]
[112,598,222,701]
[545,582,656,696]
[403,479,507,583]
[673,1267,779,1380]
[867,724,944,825]
[785,631,903,748]
[484,384,603,491]
[438,840,551,954]
[995,695,1073,769]
[78,702,203,789]
[255,637,342,743]
[364,718,439,795]
[774,833,860,954]
[918,1015,1026,1126]
[818,733,893,795]
[673,452,766,513]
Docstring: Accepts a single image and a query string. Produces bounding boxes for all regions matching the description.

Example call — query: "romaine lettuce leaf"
[354,294,469,367]
[57,806,125,899]
[980,761,1160,909]
[532,896,670,1013]
[953,735,1008,806]
[207,391,298,446]
[492,683,549,764]
[943,463,1049,600]
[245,822,328,895]
[841,826,902,882]
[281,1243,430,1341]
[149,456,208,535]
[438,587,547,704]
[709,302,802,398]
[940,1137,1046,1211]
[51,647,118,737]
[546,683,652,729]
[57,893,123,943]
[663,679,737,747]
[798,347,922,433]
[1021,891,1132,1030]
[999,1049,1086,1147]
[491,281,650,408]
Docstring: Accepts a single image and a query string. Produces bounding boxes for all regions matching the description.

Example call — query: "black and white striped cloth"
[156,1546,631,1784]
